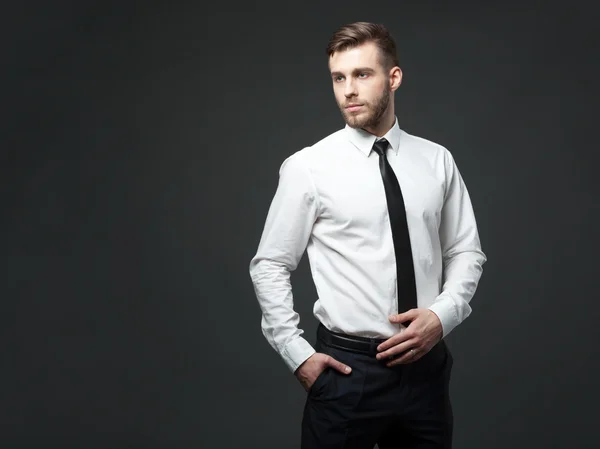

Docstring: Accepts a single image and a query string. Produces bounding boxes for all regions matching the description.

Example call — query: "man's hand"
[295,353,352,392]
[376,308,443,367]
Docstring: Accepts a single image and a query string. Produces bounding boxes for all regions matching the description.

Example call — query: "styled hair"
[326,22,399,70]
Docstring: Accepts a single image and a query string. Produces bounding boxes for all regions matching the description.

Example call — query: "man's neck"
[363,110,395,137]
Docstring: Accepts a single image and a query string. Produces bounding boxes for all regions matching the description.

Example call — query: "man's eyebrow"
[330,67,376,77]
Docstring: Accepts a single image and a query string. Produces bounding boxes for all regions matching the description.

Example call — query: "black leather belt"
[317,323,388,357]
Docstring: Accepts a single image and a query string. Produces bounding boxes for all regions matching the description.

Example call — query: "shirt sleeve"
[427,148,487,338]
[249,151,319,373]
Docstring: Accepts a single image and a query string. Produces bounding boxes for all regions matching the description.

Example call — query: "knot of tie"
[372,138,389,156]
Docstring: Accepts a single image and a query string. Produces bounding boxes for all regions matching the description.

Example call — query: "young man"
[249,22,486,449]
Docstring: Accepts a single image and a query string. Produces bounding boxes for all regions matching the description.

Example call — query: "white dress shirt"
[249,117,487,373]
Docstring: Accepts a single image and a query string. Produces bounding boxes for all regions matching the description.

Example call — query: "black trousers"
[301,324,454,449]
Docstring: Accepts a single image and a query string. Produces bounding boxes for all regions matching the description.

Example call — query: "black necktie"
[372,138,418,322]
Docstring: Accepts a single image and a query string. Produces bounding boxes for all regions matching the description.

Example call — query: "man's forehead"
[329,42,380,72]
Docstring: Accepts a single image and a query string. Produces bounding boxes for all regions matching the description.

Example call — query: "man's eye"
[359,73,368,78]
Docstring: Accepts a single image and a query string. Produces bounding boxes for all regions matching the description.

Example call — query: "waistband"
[317,323,388,357]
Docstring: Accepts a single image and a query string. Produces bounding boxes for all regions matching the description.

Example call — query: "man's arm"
[249,150,319,373]
[427,148,487,338]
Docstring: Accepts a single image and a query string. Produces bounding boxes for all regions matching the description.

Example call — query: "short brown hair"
[326,22,399,70]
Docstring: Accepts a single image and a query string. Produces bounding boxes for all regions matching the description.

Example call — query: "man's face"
[329,41,392,129]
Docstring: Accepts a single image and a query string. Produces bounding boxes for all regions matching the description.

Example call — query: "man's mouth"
[345,104,363,112]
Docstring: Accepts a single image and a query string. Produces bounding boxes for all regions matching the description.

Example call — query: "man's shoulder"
[400,129,449,157]
[284,127,346,165]
[300,128,346,154]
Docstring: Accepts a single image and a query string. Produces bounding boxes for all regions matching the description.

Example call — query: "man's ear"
[390,67,403,92]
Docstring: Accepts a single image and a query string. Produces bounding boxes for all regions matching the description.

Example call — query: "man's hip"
[301,323,454,448]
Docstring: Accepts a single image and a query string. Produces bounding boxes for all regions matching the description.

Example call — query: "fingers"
[376,337,417,361]
[386,347,422,367]
[377,328,414,352]
[324,355,352,374]
[389,308,419,324]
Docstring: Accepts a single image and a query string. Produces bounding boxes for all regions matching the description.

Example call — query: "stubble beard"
[340,86,391,130]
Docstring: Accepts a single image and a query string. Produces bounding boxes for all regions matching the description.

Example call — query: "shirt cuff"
[427,292,460,339]
[282,336,316,374]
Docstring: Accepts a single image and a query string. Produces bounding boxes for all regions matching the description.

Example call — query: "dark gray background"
[2,1,598,448]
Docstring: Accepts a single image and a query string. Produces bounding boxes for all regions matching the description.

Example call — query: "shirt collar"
[344,116,402,157]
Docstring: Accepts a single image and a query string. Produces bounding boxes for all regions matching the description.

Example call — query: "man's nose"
[344,80,357,97]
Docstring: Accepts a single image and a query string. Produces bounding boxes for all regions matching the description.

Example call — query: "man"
[249,21,486,449]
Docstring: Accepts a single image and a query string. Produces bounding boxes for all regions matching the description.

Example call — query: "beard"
[339,85,391,130]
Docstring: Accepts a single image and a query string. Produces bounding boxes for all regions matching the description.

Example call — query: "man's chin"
[342,113,368,129]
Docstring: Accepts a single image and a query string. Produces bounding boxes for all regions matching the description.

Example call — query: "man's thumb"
[390,308,417,323]
[327,357,352,374]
